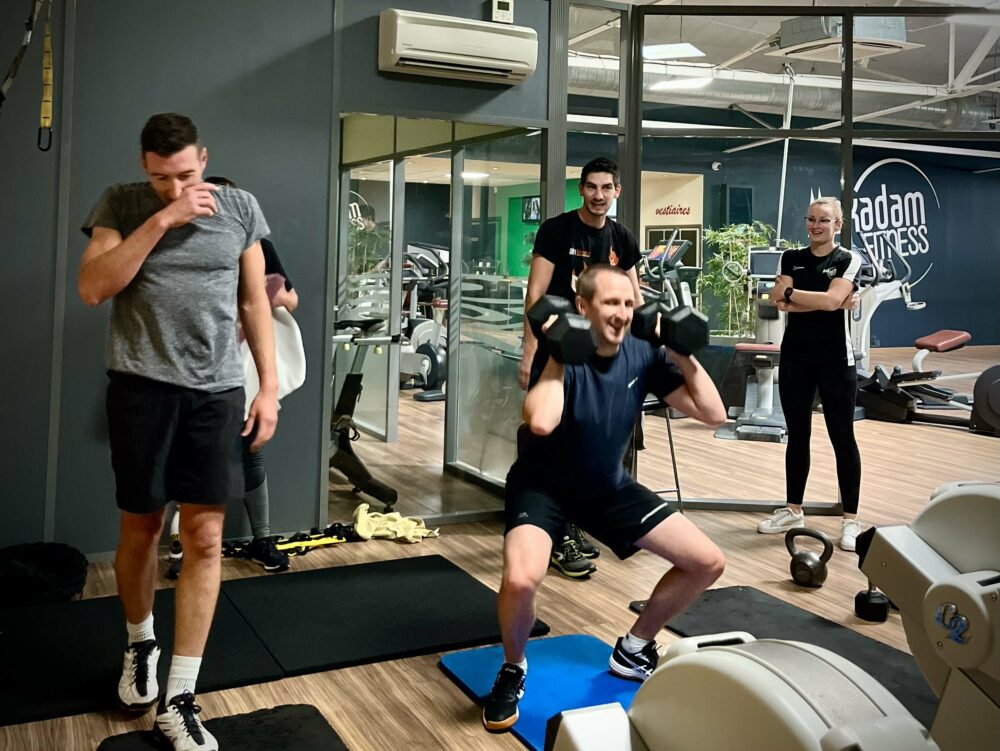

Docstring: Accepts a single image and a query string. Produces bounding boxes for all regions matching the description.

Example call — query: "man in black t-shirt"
[519,157,643,389]
[482,265,727,733]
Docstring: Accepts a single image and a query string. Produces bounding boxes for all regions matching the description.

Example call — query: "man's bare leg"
[629,513,725,641]
[116,509,167,623]
[498,525,553,664]
[173,503,226,657]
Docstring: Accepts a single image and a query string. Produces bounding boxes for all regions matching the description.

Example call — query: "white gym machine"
[547,481,1000,751]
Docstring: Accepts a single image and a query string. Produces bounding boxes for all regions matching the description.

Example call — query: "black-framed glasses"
[804,217,834,225]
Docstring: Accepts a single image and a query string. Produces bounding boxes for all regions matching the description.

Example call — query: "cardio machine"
[850,246,1000,437]
[399,243,449,403]
[329,318,399,512]
[713,247,787,443]
[547,480,1000,751]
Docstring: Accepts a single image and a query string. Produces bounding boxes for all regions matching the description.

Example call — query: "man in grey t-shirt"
[79,113,277,751]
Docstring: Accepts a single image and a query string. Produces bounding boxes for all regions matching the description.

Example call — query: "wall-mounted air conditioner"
[378,9,538,85]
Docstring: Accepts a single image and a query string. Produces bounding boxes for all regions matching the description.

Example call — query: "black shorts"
[504,469,674,560]
[106,371,245,514]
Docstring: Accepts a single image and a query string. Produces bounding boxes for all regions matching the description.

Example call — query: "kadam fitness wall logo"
[851,158,940,281]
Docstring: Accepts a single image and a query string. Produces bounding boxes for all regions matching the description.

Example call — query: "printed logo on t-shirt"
[569,248,591,258]
[792,265,805,270]
[609,248,619,266]
[627,377,638,389]
[823,267,837,278]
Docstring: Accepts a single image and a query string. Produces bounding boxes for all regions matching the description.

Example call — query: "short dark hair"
[576,263,628,302]
[140,113,198,157]
[205,175,236,188]
[580,157,620,186]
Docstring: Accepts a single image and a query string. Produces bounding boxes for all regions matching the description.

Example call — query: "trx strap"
[38,0,53,150]
[0,0,55,150]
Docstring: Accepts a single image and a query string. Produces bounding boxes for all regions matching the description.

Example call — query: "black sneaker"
[550,537,597,579]
[482,663,525,732]
[153,691,218,750]
[568,524,599,559]
[247,536,290,572]
[608,637,659,681]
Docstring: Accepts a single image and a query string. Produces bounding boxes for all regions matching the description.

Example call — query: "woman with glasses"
[757,197,865,551]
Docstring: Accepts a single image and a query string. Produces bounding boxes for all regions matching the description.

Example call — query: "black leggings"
[779,360,861,515]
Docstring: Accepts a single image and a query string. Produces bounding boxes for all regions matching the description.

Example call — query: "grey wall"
[0,1,66,546]
[341,0,550,124]
[1,0,335,554]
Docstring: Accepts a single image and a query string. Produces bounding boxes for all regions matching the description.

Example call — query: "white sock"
[622,631,652,654]
[512,657,527,675]
[165,655,202,702]
[126,613,155,645]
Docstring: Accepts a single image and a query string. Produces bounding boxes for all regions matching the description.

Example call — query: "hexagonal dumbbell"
[631,299,709,357]
[527,295,597,365]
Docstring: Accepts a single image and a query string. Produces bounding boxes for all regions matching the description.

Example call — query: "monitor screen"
[749,249,783,278]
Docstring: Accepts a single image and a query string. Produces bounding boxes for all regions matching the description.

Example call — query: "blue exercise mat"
[439,634,639,751]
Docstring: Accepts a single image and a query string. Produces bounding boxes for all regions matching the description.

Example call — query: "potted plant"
[701,220,774,339]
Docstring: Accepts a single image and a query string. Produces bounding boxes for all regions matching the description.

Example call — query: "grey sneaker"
[153,691,219,750]
[550,537,597,579]
[757,507,805,534]
[118,639,160,711]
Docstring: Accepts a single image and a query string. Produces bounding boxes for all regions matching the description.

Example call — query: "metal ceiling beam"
[954,27,1000,88]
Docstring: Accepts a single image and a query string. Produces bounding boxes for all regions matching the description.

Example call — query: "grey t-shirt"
[82,182,269,391]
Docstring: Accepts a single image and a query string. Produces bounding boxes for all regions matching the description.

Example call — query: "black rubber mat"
[651,585,938,728]
[223,553,550,675]
[0,587,282,727]
[97,704,347,750]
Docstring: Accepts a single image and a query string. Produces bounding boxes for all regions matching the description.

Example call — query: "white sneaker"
[153,691,219,751]
[840,519,863,552]
[757,507,805,534]
[118,639,160,711]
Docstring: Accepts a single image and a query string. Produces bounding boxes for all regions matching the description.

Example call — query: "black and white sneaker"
[247,536,290,572]
[118,639,160,711]
[568,524,599,559]
[549,537,597,579]
[482,663,525,732]
[153,691,219,751]
[608,637,659,681]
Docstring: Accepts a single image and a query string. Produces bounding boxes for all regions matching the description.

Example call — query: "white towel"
[242,306,307,419]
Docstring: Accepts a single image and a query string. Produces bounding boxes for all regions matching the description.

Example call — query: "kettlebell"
[785,527,833,588]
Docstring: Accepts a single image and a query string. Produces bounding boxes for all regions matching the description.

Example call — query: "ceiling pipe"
[567,53,996,130]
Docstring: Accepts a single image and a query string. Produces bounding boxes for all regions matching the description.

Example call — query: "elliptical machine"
[399,243,449,403]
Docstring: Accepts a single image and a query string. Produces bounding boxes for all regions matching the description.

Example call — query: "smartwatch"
[784,287,794,302]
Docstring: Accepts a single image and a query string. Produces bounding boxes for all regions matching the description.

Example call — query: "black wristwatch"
[784,286,794,302]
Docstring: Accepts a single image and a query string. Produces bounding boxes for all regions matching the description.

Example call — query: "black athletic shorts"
[504,467,674,560]
[106,371,245,513]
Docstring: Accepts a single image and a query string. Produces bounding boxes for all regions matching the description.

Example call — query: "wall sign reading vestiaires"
[654,204,692,216]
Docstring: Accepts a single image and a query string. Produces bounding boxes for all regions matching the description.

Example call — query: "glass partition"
[852,15,998,133]
[568,4,624,123]
[640,14,843,130]
[452,132,542,484]
[337,162,395,438]
[851,138,1000,355]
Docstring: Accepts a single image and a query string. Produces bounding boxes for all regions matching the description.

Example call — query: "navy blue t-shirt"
[513,335,685,496]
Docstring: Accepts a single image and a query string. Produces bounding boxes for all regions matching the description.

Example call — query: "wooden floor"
[5,346,998,751]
